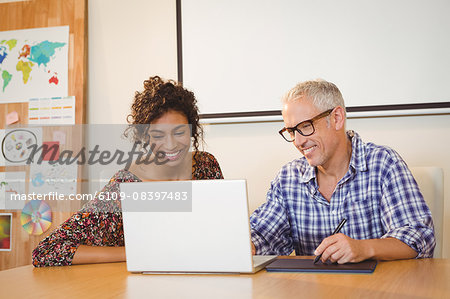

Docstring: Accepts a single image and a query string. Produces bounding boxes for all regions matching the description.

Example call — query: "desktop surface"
[2,257,449,298]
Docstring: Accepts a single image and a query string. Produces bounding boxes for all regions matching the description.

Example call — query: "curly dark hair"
[124,76,203,159]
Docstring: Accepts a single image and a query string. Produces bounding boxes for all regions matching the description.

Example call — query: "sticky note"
[6,111,19,125]
[53,130,66,145]
[41,141,60,161]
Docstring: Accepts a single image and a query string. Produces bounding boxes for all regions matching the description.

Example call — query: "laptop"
[120,179,276,274]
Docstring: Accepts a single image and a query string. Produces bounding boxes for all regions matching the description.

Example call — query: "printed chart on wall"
[0,26,69,102]
[28,96,75,125]
[0,171,26,210]
[29,161,77,196]
[1,127,42,166]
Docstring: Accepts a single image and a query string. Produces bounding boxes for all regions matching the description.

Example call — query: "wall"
[88,0,178,124]
[88,0,449,258]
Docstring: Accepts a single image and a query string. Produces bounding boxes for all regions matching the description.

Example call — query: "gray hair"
[282,79,346,116]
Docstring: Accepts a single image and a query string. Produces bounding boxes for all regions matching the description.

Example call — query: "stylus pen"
[313,218,347,264]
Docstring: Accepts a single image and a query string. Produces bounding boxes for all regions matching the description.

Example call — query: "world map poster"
[0,26,69,102]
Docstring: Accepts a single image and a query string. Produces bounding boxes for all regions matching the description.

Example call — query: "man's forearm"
[361,237,417,260]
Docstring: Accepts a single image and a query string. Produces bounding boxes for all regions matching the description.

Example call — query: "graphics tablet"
[265,258,377,273]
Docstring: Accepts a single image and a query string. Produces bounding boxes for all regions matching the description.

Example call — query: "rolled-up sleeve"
[380,160,435,258]
[250,178,294,256]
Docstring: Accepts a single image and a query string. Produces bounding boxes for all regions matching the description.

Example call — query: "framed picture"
[0,213,12,251]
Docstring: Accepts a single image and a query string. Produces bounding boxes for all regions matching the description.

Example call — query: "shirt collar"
[298,130,367,183]
[301,163,316,183]
[347,130,367,172]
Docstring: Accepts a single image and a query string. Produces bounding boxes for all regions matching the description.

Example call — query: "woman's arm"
[32,170,135,267]
[71,245,126,264]
[32,210,125,267]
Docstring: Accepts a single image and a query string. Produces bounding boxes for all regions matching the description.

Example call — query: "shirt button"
[332,210,337,215]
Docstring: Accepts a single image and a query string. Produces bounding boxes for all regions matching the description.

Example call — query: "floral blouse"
[32,152,223,267]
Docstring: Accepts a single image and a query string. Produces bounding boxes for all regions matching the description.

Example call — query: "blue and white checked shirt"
[250,131,435,258]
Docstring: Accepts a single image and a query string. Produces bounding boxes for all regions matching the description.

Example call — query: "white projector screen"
[179,0,450,121]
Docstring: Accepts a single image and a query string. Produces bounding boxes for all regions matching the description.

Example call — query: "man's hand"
[314,233,369,264]
[314,235,418,263]
[251,241,256,255]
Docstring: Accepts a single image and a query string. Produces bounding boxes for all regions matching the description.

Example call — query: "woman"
[32,76,223,267]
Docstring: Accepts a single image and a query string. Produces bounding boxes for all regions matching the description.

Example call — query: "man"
[250,79,435,263]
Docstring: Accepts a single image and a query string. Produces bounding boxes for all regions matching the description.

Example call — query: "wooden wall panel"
[0,0,87,271]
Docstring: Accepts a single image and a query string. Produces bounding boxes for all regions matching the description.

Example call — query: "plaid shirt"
[250,131,435,258]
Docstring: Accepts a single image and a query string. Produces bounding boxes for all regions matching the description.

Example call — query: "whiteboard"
[179,0,450,121]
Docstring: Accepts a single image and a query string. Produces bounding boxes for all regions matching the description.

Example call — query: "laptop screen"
[121,180,254,273]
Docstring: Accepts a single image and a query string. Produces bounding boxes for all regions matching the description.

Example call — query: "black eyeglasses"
[279,108,334,142]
